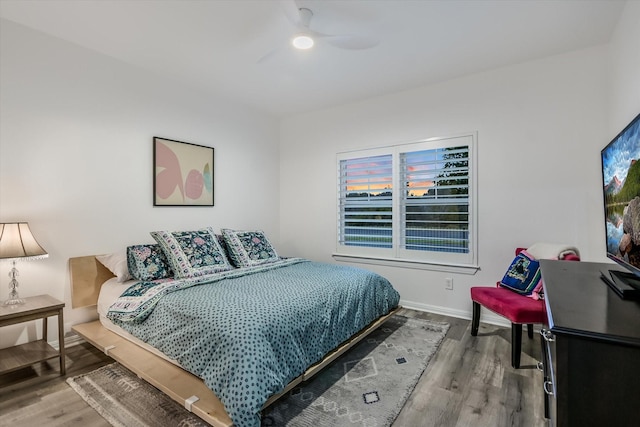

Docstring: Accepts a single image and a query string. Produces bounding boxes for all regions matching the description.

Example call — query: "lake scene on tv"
[603,116,640,270]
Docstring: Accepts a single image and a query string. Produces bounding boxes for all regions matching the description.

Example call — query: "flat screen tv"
[601,112,640,298]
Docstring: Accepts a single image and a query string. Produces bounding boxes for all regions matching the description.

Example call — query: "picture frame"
[153,137,214,206]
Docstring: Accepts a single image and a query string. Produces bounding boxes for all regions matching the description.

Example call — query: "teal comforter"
[107,259,400,427]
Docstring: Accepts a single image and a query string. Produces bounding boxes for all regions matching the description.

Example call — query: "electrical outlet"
[445,278,453,290]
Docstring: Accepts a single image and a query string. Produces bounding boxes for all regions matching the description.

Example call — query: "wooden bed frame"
[69,255,400,427]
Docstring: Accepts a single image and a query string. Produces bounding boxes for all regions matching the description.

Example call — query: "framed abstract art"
[153,137,214,206]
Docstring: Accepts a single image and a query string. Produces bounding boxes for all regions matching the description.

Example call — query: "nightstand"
[0,294,65,376]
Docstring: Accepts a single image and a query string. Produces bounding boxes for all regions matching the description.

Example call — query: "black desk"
[540,260,640,426]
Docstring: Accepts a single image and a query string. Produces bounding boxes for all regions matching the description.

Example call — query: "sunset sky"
[344,150,440,196]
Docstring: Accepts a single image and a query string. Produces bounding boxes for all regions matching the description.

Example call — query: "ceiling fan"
[258,1,379,62]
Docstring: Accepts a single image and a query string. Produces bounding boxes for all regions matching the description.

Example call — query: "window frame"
[334,133,479,273]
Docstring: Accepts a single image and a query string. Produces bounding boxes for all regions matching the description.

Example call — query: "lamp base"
[5,276,25,305]
[5,260,26,305]
[4,297,25,305]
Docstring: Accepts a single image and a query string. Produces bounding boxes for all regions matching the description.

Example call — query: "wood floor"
[0,309,547,426]
[396,308,546,427]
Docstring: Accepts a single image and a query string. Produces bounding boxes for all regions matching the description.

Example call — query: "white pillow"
[96,252,132,283]
[526,243,580,260]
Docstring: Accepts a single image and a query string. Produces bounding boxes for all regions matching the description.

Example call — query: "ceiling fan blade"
[323,34,380,50]
[280,0,301,27]
[257,47,281,64]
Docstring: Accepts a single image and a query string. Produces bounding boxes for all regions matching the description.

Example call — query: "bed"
[69,244,400,427]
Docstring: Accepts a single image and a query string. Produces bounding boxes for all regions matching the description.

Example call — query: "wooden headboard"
[69,256,115,308]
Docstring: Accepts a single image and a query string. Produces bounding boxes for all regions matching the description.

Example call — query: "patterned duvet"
[107,259,400,427]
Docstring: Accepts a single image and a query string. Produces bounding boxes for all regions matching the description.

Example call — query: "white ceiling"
[0,0,626,118]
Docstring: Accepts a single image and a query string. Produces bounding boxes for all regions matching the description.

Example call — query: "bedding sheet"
[107,259,400,427]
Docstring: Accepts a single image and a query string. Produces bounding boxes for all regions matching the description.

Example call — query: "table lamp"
[0,222,48,305]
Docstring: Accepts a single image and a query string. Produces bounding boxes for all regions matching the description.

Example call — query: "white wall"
[609,0,640,131]
[0,20,281,347]
[279,45,612,322]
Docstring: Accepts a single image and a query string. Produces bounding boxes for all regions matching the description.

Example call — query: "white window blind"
[338,153,393,249]
[337,134,477,268]
[400,146,469,253]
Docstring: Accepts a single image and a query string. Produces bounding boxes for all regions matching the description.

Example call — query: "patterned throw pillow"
[221,228,279,267]
[151,228,232,278]
[499,250,542,297]
[126,244,172,281]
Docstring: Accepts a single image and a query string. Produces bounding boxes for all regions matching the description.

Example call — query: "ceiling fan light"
[292,34,314,50]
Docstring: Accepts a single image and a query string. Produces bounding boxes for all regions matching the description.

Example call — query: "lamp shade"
[0,222,48,260]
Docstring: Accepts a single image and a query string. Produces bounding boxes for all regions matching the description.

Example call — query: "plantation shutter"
[338,154,393,249]
[336,133,476,268]
[400,146,470,254]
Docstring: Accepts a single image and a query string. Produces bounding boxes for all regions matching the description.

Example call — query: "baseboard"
[399,298,511,328]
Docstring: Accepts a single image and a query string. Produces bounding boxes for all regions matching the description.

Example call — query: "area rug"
[67,315,449,427]
[66,363,209,427]
[262,315,449,426]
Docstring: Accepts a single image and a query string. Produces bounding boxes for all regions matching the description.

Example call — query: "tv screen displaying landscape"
[602,114,640,272]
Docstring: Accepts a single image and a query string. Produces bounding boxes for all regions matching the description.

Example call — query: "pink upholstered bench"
[470,247,579,369]
[470,286,545,368]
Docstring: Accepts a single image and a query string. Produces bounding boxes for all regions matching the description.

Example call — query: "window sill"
[332,253,480,275]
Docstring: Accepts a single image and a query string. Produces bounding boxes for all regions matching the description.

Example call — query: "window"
[336,134,477,269]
